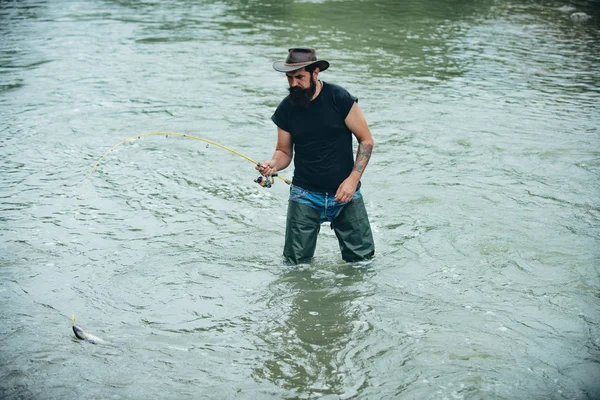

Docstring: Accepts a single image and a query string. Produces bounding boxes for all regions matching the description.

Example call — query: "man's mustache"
[289,86,310,94]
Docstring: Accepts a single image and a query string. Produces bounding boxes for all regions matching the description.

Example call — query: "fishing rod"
[78,131,290,198]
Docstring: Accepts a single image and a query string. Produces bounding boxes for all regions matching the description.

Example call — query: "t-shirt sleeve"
[271,101,289,132]
[336,86,358,118]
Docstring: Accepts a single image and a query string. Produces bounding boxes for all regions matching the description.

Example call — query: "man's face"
[286,68,317,108]
[286,68,313,89]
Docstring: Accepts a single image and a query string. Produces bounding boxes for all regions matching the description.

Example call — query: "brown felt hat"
[273,47,330,73]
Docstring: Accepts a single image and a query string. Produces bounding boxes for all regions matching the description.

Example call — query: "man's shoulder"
[322,81,357,106]
[272,95,294,129]
[275,96,292,114]
[323,81,356,99]
[274,95,293,112]
[323,81,349,95]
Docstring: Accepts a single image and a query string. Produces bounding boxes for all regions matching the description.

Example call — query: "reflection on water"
[254,264,374,398]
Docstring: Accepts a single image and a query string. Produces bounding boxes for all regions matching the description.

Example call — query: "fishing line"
[78,131,290,199]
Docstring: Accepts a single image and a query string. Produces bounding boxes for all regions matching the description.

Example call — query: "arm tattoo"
[353,143,373,173]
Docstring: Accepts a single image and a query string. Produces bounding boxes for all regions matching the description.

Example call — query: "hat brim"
[273,60,329,73]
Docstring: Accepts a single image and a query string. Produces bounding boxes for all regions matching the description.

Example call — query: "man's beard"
[288,78,317,109]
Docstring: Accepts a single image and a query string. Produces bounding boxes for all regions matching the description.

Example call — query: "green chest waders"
[283,196,375,264]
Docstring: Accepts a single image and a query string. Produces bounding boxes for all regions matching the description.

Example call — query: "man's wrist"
[347,171,362,184]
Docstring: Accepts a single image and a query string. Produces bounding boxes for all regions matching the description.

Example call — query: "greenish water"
[1,0,599,399]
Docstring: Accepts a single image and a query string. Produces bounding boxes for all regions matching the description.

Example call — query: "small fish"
[72,315,105,344]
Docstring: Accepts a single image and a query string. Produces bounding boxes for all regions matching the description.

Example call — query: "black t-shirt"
[271,81,357,193]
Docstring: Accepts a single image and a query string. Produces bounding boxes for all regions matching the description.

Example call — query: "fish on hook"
[72,315,106,344]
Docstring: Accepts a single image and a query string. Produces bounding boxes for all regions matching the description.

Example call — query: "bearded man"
[257,47,375,264]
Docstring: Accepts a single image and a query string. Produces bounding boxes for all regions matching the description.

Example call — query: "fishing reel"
[254,175,277,188]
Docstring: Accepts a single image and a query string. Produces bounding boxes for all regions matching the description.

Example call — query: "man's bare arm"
[335,102,374,203]
[256,127,293,176]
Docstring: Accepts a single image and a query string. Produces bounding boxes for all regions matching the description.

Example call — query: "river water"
[1,0,599,399]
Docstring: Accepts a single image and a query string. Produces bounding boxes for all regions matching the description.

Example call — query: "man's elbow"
[361,138,374,148]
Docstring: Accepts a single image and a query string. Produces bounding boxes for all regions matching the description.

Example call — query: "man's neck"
[311,80,323,101]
